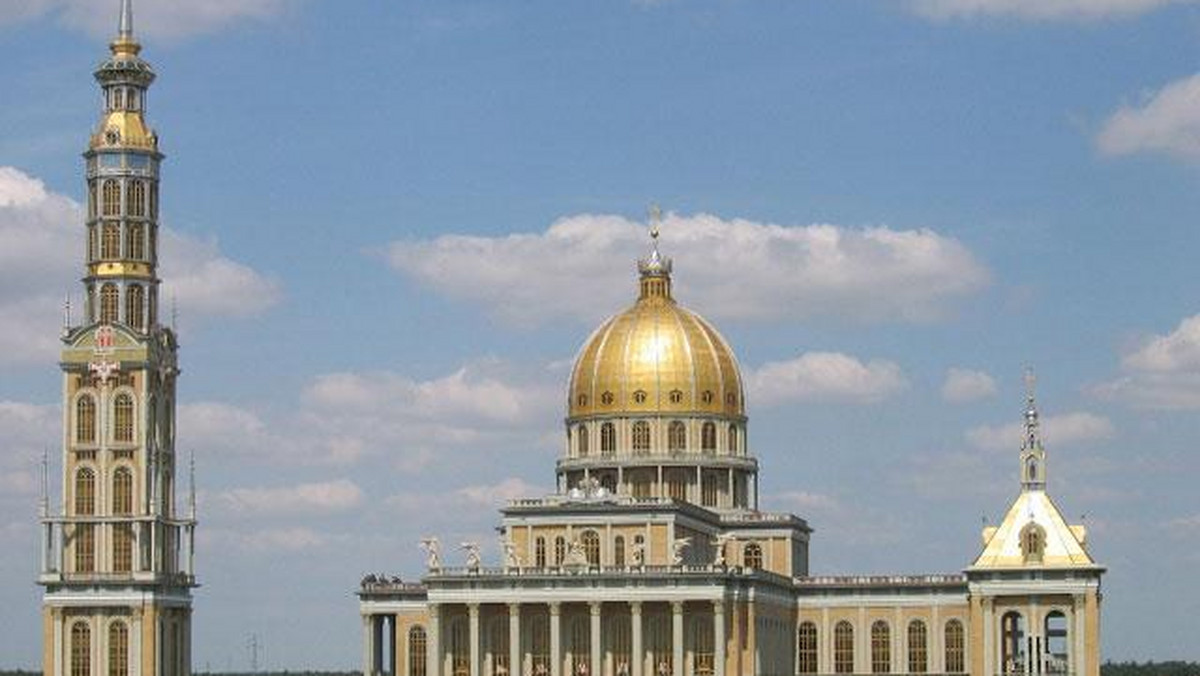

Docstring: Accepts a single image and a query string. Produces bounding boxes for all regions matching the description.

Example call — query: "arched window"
[834,621,855,674]
[535,537,547,568]
[75,468,96,515]
[102,180,121,216]
[408,626,427,676]
[1021,524,1044,563]
[71,622,91,676]
[76,396,97,444]
[581,530,600,566]
[632,421,651,454]
[576,424,588,457]
[554,536,566,566]
[669,389,683,404]
[728,425,739,454]
[113,467,133,515]
[113,89,125,111]
[126,285,144,331]
[113,523,133,573]
[601,423,616,457]
[701,473,718,507]
[701,390,714,404]
[667,421,686,453]
[150,185,158,220]
[128,181,146,217]
[102,223,121,259]
[701,422,716,453]
[75,523,95,573]
[109,621,129,676]
[148,225,157,261]
[632,389,647,404]
[1044,612,1068,675]
[127,223,145,261]
[743,542,762,569]
[113,393,135,443]
[871,620,891,673]
[88,224,98,261]
[945,619,965,674]
[908,620,928,674]
[667,471,687,501]
[614,535,626,567]
[797,622,818,674]
[100,284,119,324]
[601,391,614,406]
[89,184,97,219]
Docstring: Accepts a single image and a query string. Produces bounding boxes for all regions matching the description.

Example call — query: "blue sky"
[2,0,1199,668]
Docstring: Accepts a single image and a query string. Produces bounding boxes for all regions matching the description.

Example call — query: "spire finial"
[1023,366,1041,451]
[648,203,662,250]
[39,448,50,518]
[1020,366,1046,491]
[188,449,197,520]
[119,0,134,39]
[637,204,673,299]
[62,294,71,337]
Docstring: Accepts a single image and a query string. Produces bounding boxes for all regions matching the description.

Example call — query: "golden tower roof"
[567,221,745,420]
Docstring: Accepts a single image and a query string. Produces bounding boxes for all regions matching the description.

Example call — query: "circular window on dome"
[701,390,714,404]
[601,391,615,406]
[669,389,683,404]
[633,390,647,404]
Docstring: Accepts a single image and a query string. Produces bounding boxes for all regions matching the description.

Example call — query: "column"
[713,602,725,676]
[672,602,684,676]
[550,603,562,676]
[374,616,385,676]
[430,605,442,676]
[510,605,522,676]
[590,603,602,676]
[630,603,643,676]
[470,604,481,676]
[363,615,374,676]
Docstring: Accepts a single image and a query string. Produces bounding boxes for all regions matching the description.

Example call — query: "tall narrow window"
[1044,612,1068,675]
[89,184,97,219]
[701,422,716,453]
[614,535,626,567]
[113,468,133,515]
[71,622,91,676]
[102,180,121,216]
[797,623,818,674]
[113,393,134,443]
[601,423,616,457]
[88,224,98,262]
[408,626,427,676]
[126,285,144,330]
[150,185,158,220]
[127,223,145,260]
[871,620,891,673]
[1021,524,1044,563]
[701,473,718,507]
[945,619,965,674]
[449,618,469,676]
[581,530,600,566]
[691,616,715,676]
[632,421,651,454]
[668,421,686,453]
[128,181,146,217]
[728,425,739,454]
[667,471,687,501]
[100,284,119,323]
[102,223,121,259]
[109,622,129,676]
[148,225,157,261]
[490,618,509,676]
[743,542,762,569]
[113,523,133,573]
[535,537,547,568]
[76,396,97,444]
[75,523,95,573]
[834,621,855,674]
[113,89,125,111]
[908,620,928,674]
[576,424,588,457]
[75,469,96,515]
[554,536,566,566]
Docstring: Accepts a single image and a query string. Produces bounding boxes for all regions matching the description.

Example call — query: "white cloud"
[0,166,279,366]
[941,367,998,403]
[386,213,989,327]
[748,351,907,405]
[1097,73,1200,160]
[911,0,1194,20]
[456,478,545,508]
[1090,314,1200,409]
[202,525,329,552]
[966,411,1115,451]
[216,479,363,516]
[0,0,301,40]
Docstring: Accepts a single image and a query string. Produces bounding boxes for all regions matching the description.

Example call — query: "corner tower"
[39,4,197,676]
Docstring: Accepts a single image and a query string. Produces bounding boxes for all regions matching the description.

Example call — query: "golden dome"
[567,251,745,420]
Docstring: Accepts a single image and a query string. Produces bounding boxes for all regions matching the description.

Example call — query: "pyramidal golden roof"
[972,489,1094,569]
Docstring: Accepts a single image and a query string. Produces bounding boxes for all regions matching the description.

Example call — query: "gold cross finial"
[1024,366,1037,403]
[649,204,662,240]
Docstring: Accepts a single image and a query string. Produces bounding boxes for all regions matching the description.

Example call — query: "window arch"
[128,181,146,218]
[601,391,614,406]
[834,621,855,674]
[76,395,97,444]
[408,626,428,676]
[668,421,686,453]
[1044,612,1068,675]
[945,619,965,674]
[109,621,129,676]
[113,467,133,515]
[1001,612,1026,675]
[727,425,739,454]
[75,523,95,573]
[88,184,98,220]
[126,285,144,331]
[75,468,96,515]
[797,622,818,674]
[1021,523,1045,563]
[535,537,547,568]
[71,622,91,676]
[581,530,600,566]
[632,421,651,454]
[701,422,716,453]
[554,536,566,566]
[576,424,588,457]
[113,393,135,443]
[102,180,121,216]
[100,284,119,323]
[743,542,762,569]
[632,389,647,404]
[613,535,625,567]
[102,222,121,259]
[908,620,928,674]
[871,620,891,673]
[669,389,683,404]
[127,223,145,261]
[600,423,615,456]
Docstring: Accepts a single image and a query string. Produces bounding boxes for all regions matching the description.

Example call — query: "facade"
[38,4,198,676]
[358,229,1104,676]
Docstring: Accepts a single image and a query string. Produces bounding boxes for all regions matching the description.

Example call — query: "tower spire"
[1020,367,1046,491]
[637,204,673,300]
[118,0,134,40]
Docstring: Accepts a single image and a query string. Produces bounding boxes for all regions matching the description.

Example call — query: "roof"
[971,489,1095,569]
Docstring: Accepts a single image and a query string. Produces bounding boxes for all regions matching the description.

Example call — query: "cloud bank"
[0,0,302,40]
[966,411,1115,451]
[1097,73,1200,161]
[387,213,988,327]
[911,0,1194,20]
[941,368,998,403]
[749,352,908,406]
[1091,314,1200,409]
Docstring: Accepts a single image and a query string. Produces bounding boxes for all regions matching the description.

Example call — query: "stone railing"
[795,574,966,587]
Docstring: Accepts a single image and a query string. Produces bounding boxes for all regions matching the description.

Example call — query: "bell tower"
[39,3,197,676]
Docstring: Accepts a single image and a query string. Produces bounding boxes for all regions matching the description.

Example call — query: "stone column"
[510,604,522,676]
[590,603,602,676]
[363,615,374,676]
[429,605,442,676]
[470,604,481,676]
[550,603,562,676]
[630,603,643,676]
[713,602,725,676]
[672,602,684,676]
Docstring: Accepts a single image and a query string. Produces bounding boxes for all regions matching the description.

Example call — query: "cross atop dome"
[637,204,673,299]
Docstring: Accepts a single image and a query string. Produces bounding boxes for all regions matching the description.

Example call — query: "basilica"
[356,228,1104,676]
